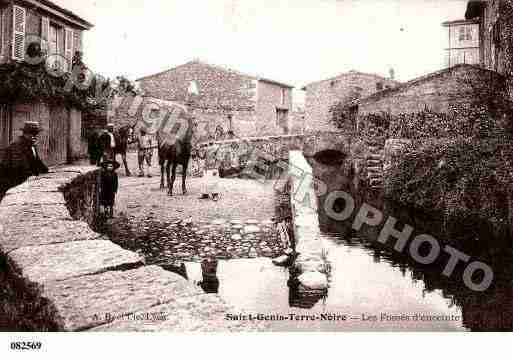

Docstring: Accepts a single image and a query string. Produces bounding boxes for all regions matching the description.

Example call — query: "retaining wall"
[0,167,264,332]
[288,151,330,292]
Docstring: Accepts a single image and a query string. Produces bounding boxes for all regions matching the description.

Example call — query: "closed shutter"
[65,27,73,71]
[12,5,26,61]
[41,17,50,53]
[73,30,81,54]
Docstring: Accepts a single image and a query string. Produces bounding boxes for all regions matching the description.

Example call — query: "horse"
[99,124,135,176]
[87,129,104,166]
[158,113,195,196]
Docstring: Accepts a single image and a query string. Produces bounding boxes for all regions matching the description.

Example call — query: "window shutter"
[65,27,73,70]
[12,5,26,61]
[73,30,80,54]
[41,17,50,53]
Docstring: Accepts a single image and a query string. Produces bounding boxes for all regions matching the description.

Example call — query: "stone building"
[357,64,505,117]
[301,71,399,133]
[0,0,94,165]
[135,60,294,139]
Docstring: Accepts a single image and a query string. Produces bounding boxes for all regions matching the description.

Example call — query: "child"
[200,142,221,201]
[135,127,154,178]
[99,160,120,218]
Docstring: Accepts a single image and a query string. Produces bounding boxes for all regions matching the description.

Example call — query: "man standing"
[135,127,153,177]
[0,121,49,197]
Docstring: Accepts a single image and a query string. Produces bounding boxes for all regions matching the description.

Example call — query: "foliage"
[387,137,513,239]
[328,101,349,130]
[112,75,140,97]
[0,61,114,112]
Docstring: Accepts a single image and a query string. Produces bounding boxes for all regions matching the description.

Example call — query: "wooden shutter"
[41,17,50,53]
[73,30,81,54]
[65,27,73,70]
[12,5,26,61]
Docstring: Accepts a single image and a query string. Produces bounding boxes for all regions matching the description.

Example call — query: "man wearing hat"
[0,121,49,196]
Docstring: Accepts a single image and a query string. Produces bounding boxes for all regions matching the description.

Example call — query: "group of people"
[88,123,155,178]
[88,123,156,218]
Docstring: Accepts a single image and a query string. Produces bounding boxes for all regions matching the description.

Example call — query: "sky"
[59,0,468,103]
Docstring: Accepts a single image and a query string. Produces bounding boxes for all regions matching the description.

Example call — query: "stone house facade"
[135,60,294,139]
[0,0,93,166]
[302,71,399,133]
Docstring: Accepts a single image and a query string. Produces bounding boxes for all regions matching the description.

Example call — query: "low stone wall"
[0,167,264,332]
[287,151,330,293]
[194,132,351,181]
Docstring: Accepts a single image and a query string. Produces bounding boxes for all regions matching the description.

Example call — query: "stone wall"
[256,80,293,136]
[303,71,398,133]
[0,166,265,332]
[358,64,506,117]
[194,132,351,179]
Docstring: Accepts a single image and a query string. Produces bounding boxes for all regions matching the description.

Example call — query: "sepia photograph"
[0,0,513,347]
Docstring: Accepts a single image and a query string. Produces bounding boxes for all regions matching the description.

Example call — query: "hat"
[21,121,42,134]
[106,123,115,129]
[100,159,120,170]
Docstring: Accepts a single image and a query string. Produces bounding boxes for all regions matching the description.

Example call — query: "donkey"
[158,113,195,196]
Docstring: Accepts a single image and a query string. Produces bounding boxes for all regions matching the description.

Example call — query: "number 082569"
[10,342,42,350]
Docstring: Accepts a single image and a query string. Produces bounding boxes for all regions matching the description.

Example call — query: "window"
[493,21,501,49]
[81,121,88,140]
[12,5,26,60]
[227,114,233,132]
[376,82,383,91]
[49,23,59,55]
[458,25,472,42]
[280,88,287,106]
[276,108,289,134]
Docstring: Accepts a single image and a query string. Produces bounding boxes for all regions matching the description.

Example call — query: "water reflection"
[313,158,513,332]
[288,279,328,309]
[199,258,220,294]
[177,159,513,331]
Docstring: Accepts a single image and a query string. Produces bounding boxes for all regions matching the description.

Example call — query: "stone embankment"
[288,151,330,292]
[0,167,264,332]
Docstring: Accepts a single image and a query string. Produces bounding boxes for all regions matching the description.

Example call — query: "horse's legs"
[169,162,178,197]
[122,152,131,177]
[166,160,173,196]
[160,161,166,190]
[182,160,189,195]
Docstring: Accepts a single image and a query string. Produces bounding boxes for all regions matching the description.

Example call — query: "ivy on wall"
[0,61,112,113]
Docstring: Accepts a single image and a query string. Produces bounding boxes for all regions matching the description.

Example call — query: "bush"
[387,137,513,239]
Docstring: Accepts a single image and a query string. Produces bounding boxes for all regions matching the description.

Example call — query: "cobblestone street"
[101,151,287,265]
